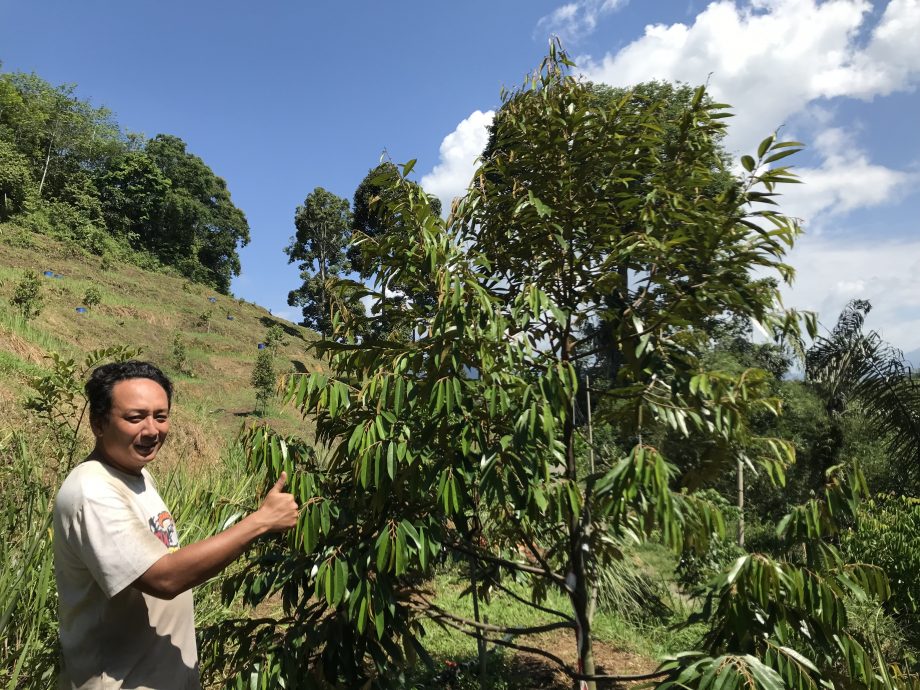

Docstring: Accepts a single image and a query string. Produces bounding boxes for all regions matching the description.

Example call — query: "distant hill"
[0,223,320,468]
[905,347,920,372]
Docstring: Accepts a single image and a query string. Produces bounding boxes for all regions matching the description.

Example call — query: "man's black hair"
[86,361,173,426]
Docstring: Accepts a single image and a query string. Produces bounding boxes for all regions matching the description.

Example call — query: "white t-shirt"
[53,459,200,690]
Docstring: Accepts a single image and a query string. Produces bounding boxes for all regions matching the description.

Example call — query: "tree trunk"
[737,458,745,548]
[319,234,328,340]
[564,337,595,690]
[585,376,599,626]
[38,130,55,198]
[470,557,488,687]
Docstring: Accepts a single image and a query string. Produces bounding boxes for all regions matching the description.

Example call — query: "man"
[53,361,298,689]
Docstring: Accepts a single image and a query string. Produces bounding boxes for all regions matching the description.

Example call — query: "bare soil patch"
[497,632,658,689]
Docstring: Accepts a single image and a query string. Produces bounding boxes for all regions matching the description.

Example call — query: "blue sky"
[2,1,919,352]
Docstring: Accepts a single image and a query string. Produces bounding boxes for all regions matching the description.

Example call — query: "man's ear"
[89,416,104,439]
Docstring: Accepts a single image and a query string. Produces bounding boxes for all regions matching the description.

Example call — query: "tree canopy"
[0,70,250,294]
[285,187,355,336]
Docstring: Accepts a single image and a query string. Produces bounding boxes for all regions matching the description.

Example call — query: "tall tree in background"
[96,150,170,245]
[0,139,33,220]
[285,187,353,337]
[0,72,121,200]
[0,68,252,293]
[144,134,250,293]
[350,162,442,340]
[806,299,920,490]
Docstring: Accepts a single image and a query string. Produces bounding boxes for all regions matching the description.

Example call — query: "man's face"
[91,378,170,475]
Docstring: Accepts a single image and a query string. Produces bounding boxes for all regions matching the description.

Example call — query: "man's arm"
[133,472,298,600]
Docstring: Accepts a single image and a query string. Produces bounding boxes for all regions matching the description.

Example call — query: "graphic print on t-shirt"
[148,510,179,551]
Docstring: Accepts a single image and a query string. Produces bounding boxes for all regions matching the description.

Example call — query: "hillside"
[0,223,321,467]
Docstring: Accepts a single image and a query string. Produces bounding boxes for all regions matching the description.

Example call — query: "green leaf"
[763,148,799,165]
[395,528,407,576]
[375,530,391,572]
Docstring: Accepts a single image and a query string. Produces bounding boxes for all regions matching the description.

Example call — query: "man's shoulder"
[55,460,143,517]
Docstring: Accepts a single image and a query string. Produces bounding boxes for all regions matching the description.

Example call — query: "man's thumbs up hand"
[257,471,299,533]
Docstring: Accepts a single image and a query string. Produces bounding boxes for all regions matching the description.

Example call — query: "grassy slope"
[0,224,321,468]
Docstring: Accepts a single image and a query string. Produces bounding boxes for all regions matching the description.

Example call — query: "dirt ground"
[432,631,660,689]
[502,632,659,689]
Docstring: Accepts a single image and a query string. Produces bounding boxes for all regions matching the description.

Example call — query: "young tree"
[226,47,906,690]
[10,270,43,321]
[250,348,276,417]
[82,286,102,309]
[171,333,191,377]
[285,187,354,338]
[264,324,286,352]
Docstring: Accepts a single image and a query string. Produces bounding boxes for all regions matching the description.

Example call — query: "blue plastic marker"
[75,307,87,314]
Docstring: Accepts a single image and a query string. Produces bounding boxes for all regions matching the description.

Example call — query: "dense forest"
[0,67,249,293]
[5,45,920,690]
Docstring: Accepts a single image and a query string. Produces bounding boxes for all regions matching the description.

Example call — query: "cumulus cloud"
[782,234,920,351]
[420,109,494,211]
[817,0,920,98]
[578,0,920,153]
[778,127,915,228]
[536,0,629,42]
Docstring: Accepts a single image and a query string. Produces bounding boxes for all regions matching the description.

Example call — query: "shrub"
[841,494,920,639]
[196,311,212,333]
[10,270,44,321]
[82,287,102,309]
[675,490,745,590]
[171,333,192,376]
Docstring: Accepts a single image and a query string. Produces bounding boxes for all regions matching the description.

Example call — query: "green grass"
[0,227,321,452]
[0,304,76,356]
[0,349,47,378]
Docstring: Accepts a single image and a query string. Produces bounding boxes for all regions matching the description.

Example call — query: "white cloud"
[817,0,920,98]
[536,0,629,42]
[420,109,494,212]
[578,0,920,153]
[777,127,915,227]
[782,234,920,351]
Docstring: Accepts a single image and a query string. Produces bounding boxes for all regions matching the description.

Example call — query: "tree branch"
[419,606,670,683]
[419,598,575,636]
[491,579,574,623]
[418,606,576,673]
[446,540,568,587]
[500,503,558,581]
